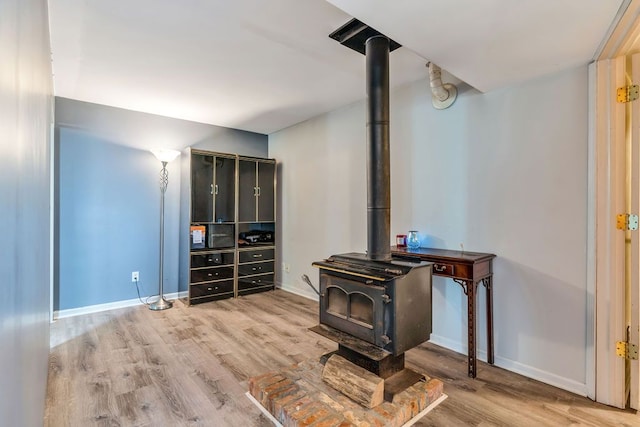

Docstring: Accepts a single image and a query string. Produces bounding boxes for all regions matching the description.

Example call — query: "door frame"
[593,0,640,407]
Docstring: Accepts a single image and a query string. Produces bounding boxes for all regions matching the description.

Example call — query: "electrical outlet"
[131,271,139,282]
[284,263,291,273]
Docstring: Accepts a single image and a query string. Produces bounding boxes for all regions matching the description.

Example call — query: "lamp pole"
[149,150,180,310]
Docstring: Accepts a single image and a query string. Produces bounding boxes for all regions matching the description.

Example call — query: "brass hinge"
[616,341,639,360]
[617,85,640,102]
[616,214,639,230]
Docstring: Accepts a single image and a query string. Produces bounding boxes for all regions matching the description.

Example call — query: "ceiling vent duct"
[427,62,457,109]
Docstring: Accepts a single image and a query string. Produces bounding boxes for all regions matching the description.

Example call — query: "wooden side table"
[392,246,496,378]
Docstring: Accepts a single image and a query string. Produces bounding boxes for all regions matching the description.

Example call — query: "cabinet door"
[257,161,275,222]
[191,154,214,222]
[214,156,236,222]
[238,159,257,222]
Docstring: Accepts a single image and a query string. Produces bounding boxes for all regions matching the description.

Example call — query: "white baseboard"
[53,291,188,320]
[429,333,488,362]
[428,334,588,397]
[276,283,319,301]
[493,356,588,397]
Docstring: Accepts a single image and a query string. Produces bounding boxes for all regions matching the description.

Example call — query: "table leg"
[467,280,477,378]
[455,278,477,378]
[483,276,494,365]
[453,278,480,377]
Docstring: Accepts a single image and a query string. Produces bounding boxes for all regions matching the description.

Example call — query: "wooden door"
[630,53,640,410]
[257,161,275,222]
[594,57,627,408]
[213,155,236,223]
[238,159,257,222]
[191,153,214,222]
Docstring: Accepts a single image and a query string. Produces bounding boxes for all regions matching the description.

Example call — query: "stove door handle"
[381,294,391,304]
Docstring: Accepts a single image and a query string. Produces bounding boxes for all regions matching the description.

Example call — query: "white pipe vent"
[427,62,457,109]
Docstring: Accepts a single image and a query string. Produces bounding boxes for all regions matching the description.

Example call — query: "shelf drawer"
[190,293,234,304]
[191,252,234,268]
[238,273,274,291]
[239,248,275,263]
[432,263,455,277]
[238,286,274,297]
[190,266,234,283]
[190,280,234,299]
[238,261,274,276]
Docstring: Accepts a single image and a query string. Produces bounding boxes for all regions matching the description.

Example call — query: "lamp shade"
[151,149,180,163]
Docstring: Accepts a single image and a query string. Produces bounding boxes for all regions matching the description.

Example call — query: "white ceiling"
[49,0,625,135]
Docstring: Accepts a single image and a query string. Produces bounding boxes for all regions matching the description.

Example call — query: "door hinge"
[617,85,640,103]
[617,214,639,230]
[616,341,639,360]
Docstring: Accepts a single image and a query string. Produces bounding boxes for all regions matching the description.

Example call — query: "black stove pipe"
[366,36,391,261]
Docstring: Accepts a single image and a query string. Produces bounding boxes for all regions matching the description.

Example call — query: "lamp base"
[148,297,173,311]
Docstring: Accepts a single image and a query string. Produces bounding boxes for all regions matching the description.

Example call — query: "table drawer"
[191,252,234,268]
[238,261,274,276]
[239,248,275,263]
[432,263,455,276]
[190,266,234,283]
[238,273,274,291]
[190,280,234,298]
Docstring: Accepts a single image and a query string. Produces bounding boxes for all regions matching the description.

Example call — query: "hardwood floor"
[45,290,638,426]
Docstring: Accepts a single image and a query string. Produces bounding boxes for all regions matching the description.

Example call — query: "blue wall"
[55,98,268,311]
[57,131,175,309]
[0,0,53,424]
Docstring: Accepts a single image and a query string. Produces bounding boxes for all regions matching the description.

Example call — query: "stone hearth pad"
[247,358,445,427]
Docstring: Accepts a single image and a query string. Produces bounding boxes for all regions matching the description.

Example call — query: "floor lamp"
[149,149,180,311]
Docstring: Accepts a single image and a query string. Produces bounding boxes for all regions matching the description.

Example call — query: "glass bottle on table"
[407,230,420,249]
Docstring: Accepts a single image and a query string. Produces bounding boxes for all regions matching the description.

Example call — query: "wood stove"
[310,22,434,396]
[314,253,431,357]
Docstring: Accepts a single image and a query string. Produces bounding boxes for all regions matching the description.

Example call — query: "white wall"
[270,65,589,395]
[0,0,53,424]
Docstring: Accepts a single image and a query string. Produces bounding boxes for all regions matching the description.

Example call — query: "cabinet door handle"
[253,186,257,196]
[214,184,218,195]
[210,184,214,195]
[256,187,261,196]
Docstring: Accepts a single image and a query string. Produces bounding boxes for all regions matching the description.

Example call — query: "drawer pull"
[207,258,213,262]
[434,264,447,272]
[253,254,263,258]
[207,286,219,291]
